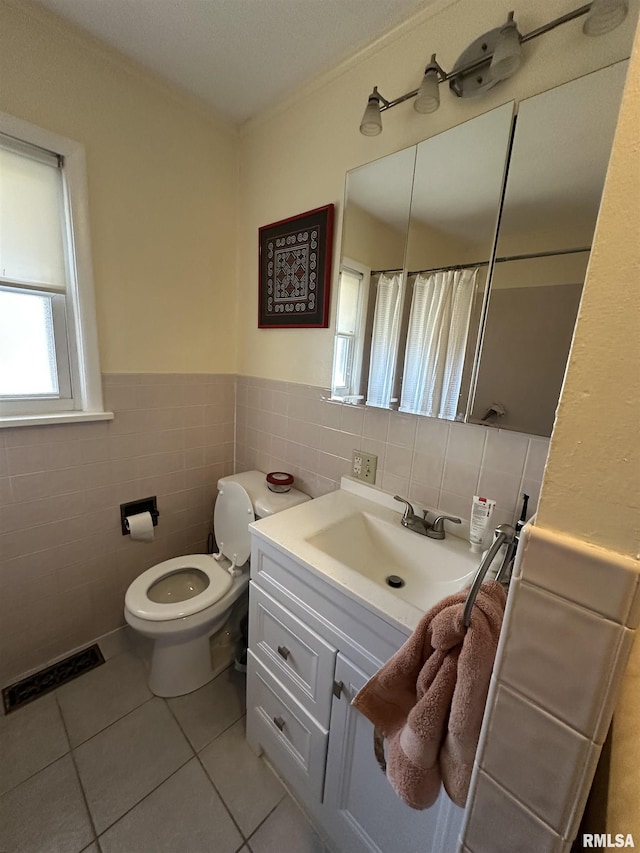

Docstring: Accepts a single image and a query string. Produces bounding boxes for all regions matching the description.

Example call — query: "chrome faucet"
[393,496,430,535]
[428,513,462,540]
[393,495,461,539]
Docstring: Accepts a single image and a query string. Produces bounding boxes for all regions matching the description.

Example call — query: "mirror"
[470,62,629,435]
[398,103,513,420]
[333,147,415,403]
[333,61,628,435]
[333,104,513,411]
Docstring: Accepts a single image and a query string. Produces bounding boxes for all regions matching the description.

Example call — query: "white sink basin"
[306,510,476,609]
[250,478,481,632]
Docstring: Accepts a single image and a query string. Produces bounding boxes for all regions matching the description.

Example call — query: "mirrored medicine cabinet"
[332,60,628,437]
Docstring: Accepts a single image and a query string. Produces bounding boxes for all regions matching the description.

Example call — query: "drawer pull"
[273,715,286,732]
[277,645,291,660]
[333,680,344,699]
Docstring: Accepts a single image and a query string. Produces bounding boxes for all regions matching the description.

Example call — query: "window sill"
[0,411,114,429]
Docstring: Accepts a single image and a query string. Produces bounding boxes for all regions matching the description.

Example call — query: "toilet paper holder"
[120,497,160,536]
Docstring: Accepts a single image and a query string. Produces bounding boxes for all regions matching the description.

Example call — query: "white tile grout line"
[54,690,101,850]
[0,693,71,797]
[93,746,195,841]
[163,674,251,845]
[3,650,242,847]
[67,690,217,841]
[1,678,256,849]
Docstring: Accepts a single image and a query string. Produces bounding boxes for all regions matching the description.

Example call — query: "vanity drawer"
[249,583,337,727]
[247,651,328,801]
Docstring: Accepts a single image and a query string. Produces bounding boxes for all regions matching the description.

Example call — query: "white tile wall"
[498,583,623,737]
[235,377,549,528]
[0,374,235,687]
[461,524,640,853]
[480,684,591,834]
[465,771,561,853]
[517,526,639,625]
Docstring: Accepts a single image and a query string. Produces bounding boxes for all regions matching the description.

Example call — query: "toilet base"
[149,630,223,697]
[124,563,249,697]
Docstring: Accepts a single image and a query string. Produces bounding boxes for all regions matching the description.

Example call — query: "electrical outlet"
[352,450,377,484]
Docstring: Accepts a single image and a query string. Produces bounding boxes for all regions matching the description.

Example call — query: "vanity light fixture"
[358,0,628,135]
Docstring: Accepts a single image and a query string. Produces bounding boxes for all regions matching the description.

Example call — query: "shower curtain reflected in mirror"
[366,271,403,408]
[400,267,477,419]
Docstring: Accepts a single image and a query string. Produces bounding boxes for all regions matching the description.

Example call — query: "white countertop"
[250,478,480,634]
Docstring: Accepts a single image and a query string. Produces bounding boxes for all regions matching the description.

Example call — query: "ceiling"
[36,0,432,124]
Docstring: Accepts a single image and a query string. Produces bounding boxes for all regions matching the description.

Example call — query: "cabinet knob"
[273,715,286,732]
[277,645,290,660]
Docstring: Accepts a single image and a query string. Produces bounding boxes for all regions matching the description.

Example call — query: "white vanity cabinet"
[246,534,464,853]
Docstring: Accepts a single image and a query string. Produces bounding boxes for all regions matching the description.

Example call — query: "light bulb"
[490,19,521,81]
[359,89,383,137]
[583,0,628,35]
[414,68,440,114]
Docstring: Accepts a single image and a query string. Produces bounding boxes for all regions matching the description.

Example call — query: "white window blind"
[0,139,67,288]
[366,272,403,408]
[0,133,73,407]
[0,114,106,425]
[400,268,477,419]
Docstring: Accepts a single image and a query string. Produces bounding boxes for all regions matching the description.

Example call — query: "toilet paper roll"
[127,511,154,542]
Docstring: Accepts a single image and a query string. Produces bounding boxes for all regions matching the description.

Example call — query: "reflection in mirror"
[470,62,628,436]
[398,103,514,420]
[332,147,416,403]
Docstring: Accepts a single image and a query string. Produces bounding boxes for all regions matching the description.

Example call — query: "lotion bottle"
[469,495,496,553]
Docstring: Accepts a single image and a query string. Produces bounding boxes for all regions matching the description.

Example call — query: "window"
[0,113,108,426]
[331,261,369,401]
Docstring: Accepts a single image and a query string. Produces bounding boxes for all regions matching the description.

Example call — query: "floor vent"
[2,644,105,714]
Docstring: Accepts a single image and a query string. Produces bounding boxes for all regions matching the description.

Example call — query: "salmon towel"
[352,581,506,809]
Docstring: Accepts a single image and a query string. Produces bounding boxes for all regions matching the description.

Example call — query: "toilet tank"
[217,470,310,519]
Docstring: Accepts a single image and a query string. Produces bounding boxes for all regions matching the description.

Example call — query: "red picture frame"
[258,204,334,329]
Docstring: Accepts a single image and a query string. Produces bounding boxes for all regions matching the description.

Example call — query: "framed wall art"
[258,204,334,328]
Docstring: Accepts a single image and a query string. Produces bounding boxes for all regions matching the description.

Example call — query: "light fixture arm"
[370,85,390,108]
[373,2,611,116]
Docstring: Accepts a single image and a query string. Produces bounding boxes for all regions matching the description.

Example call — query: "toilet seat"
[125,555,233,621]
[213,480,254,570]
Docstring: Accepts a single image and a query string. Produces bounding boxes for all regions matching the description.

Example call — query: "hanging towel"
[352,580,506,810]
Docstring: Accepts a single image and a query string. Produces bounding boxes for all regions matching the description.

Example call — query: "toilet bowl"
[124,471,309,697]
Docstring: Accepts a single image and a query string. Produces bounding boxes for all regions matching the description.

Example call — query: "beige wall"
[342,203,407,271]
[537,42,640,558]
[237,0,637,387]
[0,0,239,374]
[536,24,640,836]
[405,218,484,271]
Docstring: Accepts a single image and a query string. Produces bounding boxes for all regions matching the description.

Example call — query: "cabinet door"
[323,654,463,853]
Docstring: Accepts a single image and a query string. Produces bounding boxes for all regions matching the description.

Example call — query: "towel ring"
[463,523,516,628]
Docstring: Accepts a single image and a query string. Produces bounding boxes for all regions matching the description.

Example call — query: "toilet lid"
[214,480,253,567]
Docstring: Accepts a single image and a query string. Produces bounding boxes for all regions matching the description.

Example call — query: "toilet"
[124,471,310,697]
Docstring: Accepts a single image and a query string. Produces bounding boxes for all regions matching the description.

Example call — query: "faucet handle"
[393,495,415,521]
[429,514,462,539]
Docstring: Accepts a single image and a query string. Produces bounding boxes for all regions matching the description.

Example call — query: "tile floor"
[0,630,328,853]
